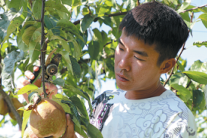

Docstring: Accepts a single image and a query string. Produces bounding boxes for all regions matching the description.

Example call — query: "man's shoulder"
[92,89,124,106]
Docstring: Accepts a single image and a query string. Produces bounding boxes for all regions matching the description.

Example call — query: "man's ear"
[160,58,176,74]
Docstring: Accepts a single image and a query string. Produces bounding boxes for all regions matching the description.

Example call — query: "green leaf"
[63,85,92,112]
[189,60,204,72]
[32,0,42,20]
[87,123,103,138]
[69,96,89,119]
[45,0,70,15]
[67,32,82,60]
[2,51,24,91]
[16,84,39,95]
[22,26,37,45]
[61,0,72,5]
[93,28,102,44]
[2,16,24,44]
[52,95,71,114]
[52,78,65,87]
[183,71,207,84]
[193,90,204,108]
[29,41,41,63]
[70,56,81,78]
[193,41,207,48]
[88,41,100,61]
[44,15,60,36]
[59,51,73,74]
[177,2,191,13]
[170,84,192,102]
[0,12,12,44]
[199,13,207,28]
[80,14,96,32]
[21,110,32,137]
[74,124,88,138]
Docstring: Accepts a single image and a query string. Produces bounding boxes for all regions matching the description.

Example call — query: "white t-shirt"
[90,89,197,138]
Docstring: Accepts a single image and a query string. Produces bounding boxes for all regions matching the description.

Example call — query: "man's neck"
[125,83,166,100]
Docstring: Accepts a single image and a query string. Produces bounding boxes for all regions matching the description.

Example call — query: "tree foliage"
[0,0,207,137]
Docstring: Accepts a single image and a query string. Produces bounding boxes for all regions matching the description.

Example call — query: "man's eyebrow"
[118,38,124,46]
[118,38,148,57]
[133,50,148,57]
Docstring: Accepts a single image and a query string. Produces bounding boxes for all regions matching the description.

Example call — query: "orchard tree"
[0,0,207,137]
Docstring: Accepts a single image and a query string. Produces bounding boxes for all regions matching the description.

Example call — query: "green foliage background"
[0,0,207,137]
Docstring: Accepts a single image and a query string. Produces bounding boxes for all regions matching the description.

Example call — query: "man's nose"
[118,55,131,72]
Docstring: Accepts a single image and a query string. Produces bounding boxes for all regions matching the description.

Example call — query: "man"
[21,1,197,138]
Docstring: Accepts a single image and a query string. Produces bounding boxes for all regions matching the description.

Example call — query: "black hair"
[119,1,189,66]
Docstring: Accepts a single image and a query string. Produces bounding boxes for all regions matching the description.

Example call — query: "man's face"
[114,30,162,92]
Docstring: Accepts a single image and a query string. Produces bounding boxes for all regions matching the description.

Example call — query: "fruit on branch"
[29,98,66,138]
[9,98,24,120]
[0,94,9,115]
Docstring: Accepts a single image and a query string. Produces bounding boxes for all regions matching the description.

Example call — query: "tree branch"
[181,4,207,13]
[40,0,47,98]
[73,11,127,25]
[0,89,22,130]
[163,43,186,86]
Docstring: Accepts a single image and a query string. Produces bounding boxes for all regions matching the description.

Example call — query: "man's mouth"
[116,74,129,82]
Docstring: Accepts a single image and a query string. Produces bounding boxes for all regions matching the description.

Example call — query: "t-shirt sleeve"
[162,112,197,138]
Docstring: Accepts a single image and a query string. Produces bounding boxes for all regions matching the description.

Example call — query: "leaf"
[177,2,191,13]
[88,41,100,61]
[45,0,70,15]
[0,11,14,43]
[29,41,41,63]
[171,84,192,102]
[52,95,71,114]
[52,78,65,87]
[93,28,102,44]
[193,41,207,48]
[69,96,89,119]
[80,14,96,32]
[183,71,207,84]
[16,84,39,95]
[21,110,32,137]
[32,0,42,20]
[87,123,103,138]
[2,16,24,44]
[193,90,204,108]
[199,13,207,28]
[59,51,73,74]
[67,32,82,60]
[63,85,92,112]
[22,26,37,45]
[44,15,60,36]
[2,51,24,90]
[70,56,81,78]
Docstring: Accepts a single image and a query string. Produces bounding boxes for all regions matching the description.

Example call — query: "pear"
[9,98,24,120]
[0,94,9,115]
[29,99,66,138]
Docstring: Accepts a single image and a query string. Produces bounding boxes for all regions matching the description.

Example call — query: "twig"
[163,10,195,86]
[40,0,47,98]
[137,0,140,6]
[181,4,207,13]
[0,89,22,130]
[73,11,127,25]
[163,43,186,86]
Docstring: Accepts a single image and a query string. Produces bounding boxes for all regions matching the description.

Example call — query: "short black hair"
[119,1,189,66]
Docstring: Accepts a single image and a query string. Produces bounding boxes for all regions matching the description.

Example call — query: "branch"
[73,11,127,25]
[40,0,47,98]
[0,89,22,130]
[163,43,186,86]
[181,4,207,13]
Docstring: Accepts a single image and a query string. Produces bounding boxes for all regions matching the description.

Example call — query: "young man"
[21,1,196,138]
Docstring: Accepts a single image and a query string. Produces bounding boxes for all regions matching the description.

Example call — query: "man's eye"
[119,47,124,51]
[134,56,144,61]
